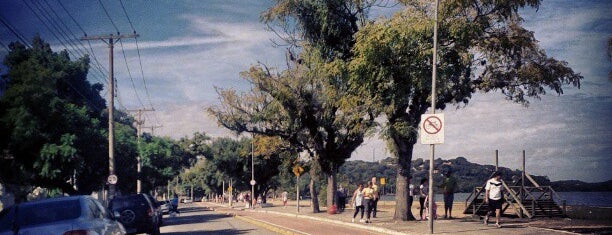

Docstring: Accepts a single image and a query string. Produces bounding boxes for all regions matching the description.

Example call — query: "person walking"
[371,177,379,218]
[362,182,375,223]
[408,175,415,219]
[350,184,365,223]
[419,178,428,220]
[484,171,504,228]
[170,194,180,215]
[337,185,346,212]
[439,170,458,219]
[282,191,288,208]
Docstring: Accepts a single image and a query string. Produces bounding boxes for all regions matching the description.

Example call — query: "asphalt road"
[160,204,278,235]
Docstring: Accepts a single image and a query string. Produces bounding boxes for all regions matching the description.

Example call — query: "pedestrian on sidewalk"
[370,177,379,218]
[362,181,375,223]
[439,170,457,219]
[282,191,288,208]
[350,184,365,223]
[408,175,415,218]
[337,185,346,212]
[484,171,504,228]
[419,178,428,220]
[170,194,180,215]
[244,193,250,209]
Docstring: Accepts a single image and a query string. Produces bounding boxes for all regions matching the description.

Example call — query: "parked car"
[142,193,163,226]
[109,194,160,235]
[0,195,126,235]
[159,200,170,214]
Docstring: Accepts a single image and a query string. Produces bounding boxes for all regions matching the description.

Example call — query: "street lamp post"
[251,133,255,209]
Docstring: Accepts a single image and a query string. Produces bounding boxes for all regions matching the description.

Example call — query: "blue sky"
[0,0,610,182]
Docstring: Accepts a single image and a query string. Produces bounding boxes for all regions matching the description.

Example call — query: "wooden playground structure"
[464,150,567,218]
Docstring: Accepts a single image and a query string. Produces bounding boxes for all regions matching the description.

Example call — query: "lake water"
[380,191,612,207]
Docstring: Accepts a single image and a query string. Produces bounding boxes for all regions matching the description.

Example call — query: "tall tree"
[349,0,582,220]
[0,37,107,200]
[209,47,375,211]
[257,0,386,211]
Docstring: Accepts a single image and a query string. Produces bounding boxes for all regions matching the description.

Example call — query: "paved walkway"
[201,200,577,235]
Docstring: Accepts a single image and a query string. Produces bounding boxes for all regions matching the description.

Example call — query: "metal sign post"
[428,0,440,233]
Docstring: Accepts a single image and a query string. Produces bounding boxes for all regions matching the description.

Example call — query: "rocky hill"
[339,157,611,193]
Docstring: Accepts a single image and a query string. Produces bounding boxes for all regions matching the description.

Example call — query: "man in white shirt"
[484,171,503,228]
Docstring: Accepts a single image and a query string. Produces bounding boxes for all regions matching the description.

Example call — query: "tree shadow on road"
[162,228,258,235]
[163,213,232,227]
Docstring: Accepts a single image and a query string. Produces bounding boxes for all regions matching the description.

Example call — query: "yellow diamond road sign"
[420,113,444,145]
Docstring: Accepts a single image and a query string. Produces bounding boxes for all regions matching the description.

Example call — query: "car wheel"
[119,209,136,224]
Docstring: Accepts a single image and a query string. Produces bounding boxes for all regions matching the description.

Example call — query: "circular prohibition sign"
[423,116,443,134]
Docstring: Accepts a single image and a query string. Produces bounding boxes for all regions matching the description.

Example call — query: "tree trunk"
[326,172,337,209]
[309,177,320,213]
[393,135,417,221]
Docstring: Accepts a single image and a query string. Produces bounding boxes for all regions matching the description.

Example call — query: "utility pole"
[128,108,155,194]
[142,124,163,135]
[81,33,138,200]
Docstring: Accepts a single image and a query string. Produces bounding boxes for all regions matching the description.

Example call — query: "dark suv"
[109,194,160,235]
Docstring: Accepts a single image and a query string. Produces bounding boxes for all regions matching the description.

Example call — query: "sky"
[0,0,610,183]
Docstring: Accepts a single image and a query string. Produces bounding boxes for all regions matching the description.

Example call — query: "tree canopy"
[349,0,582,220]
[0,36,106,199]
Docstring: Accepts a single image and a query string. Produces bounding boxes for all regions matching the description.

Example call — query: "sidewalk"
[202,200,578,235]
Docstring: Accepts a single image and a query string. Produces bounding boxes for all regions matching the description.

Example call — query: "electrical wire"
[118,39,146,108]
[118,0,158,126]
[30,0,107,85]
[54,0,111,77]
[97,0,120,34]
[23,0,83,60]
[0,15,31,47]
[40,0,109,83]
[118,0,135,31]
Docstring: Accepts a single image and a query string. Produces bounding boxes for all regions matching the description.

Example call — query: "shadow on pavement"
[163,213,233,226]
[174,206,211,213]
[162,228,257,235]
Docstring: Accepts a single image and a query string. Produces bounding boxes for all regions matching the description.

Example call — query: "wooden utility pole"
[81,33,138,200]
[128,108,155,193]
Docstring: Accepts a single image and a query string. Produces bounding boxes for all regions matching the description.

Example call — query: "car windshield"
[0,199,81,230]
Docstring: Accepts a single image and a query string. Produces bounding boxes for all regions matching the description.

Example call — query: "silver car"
[0,195,126,235]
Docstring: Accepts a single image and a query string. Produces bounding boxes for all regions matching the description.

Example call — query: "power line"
[30,0,107,85]
[54,0,86,34]
[0,15,31,47]
[118,39,146,108]
[119,0,156,112]
[54,0,110,78]
[23,0,83,59]
[97,0,120,34]
[39,0,109,84]
[118,0,135,31]
[134,38,155,109]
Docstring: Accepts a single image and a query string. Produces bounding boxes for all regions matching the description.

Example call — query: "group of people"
[410,170,505,228]
[412,171,458,221]
[349,177,380,223]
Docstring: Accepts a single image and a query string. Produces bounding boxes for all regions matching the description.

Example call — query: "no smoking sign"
[420,113,444,144]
